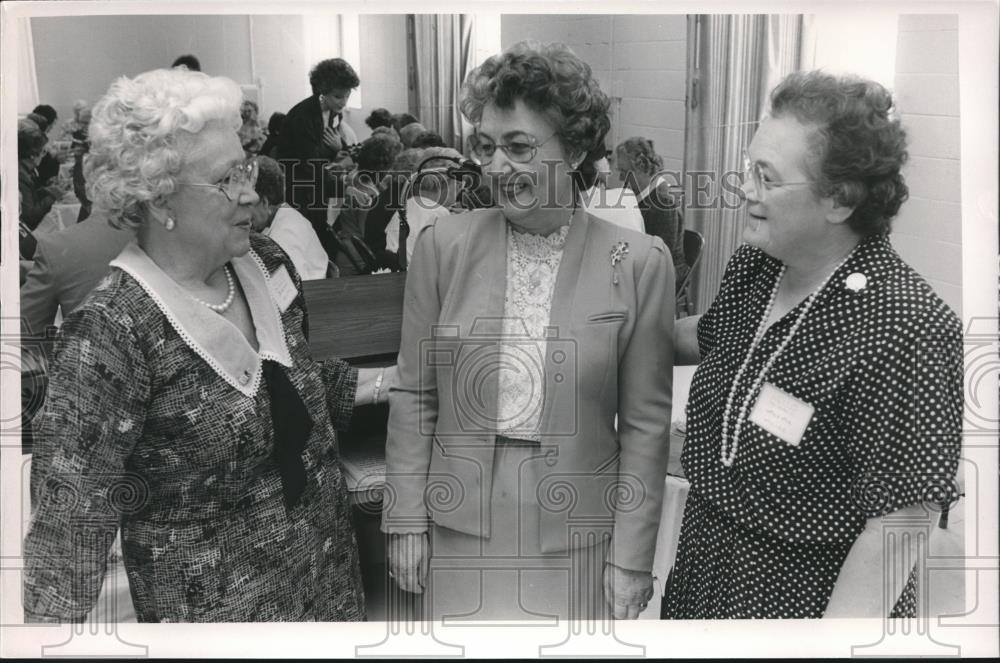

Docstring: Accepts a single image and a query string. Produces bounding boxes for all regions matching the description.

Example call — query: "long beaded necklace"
[720,248,857,467]
[192,265,236,313]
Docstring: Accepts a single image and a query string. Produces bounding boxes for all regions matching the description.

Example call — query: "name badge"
[748,383,814,447]
[268,265,298,313]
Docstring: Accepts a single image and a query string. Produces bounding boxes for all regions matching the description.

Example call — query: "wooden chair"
[676,229,705,317]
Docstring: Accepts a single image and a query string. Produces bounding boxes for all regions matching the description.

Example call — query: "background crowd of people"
[16,37,962,626]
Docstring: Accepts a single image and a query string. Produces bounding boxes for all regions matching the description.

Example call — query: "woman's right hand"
[322,126,344,154]
[388,532,430,593]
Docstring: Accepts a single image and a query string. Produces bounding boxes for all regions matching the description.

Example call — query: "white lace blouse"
[496,218,572,441]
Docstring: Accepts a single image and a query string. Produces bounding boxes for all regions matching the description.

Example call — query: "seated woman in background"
[383,41,673,621]
[29,105,67,186]
[329,131,404,276]
[22,67,396,622]
[615,137,688,289]
[18,121,66,231]
[362,147,423,272]
[258,111,285,159]
[662,70,962,619]
[252,156,330,280]
[410,131,447,149]
[239,99,266,155]
[383,146,463,268]
[580,151,645,233]
[59,99,92,142]
[365,107,395,132]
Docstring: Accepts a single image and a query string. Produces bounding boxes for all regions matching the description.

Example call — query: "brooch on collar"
[844,272,868,292]
[610,241,630,285]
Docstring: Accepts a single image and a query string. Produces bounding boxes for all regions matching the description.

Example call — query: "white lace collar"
[109,241,293,398]
[506,214,573,257]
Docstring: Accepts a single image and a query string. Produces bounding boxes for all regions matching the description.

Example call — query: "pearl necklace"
[720,248,857,467]
[192,265,236,313]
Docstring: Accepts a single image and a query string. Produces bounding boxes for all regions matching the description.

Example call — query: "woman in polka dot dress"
[661,71,962,619]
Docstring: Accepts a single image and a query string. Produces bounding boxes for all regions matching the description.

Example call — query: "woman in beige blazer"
[383,41,674,621]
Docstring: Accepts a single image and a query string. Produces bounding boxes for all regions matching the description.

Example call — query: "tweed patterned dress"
[23,234,365,622]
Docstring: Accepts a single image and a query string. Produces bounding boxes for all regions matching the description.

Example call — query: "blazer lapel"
[468,210,508,429]
[309,96,324,143]
[538,211,592,438]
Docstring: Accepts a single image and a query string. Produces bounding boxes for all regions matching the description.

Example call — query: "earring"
[165,216,176,231]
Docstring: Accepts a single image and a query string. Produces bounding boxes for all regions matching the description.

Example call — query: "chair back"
[676,229,705,316]
[682,229,705,277]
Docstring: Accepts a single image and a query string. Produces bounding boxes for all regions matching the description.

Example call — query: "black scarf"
[262,360,313,509]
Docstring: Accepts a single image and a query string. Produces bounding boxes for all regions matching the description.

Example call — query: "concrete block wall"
[500,14,688,174]
[891,14,963,315]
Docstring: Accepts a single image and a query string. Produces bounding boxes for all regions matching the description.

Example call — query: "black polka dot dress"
[660,234,963,619]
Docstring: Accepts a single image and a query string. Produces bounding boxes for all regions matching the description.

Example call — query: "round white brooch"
[844,272,868,292]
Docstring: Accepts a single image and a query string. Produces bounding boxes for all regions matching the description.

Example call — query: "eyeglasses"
[180,159,259,201]
[742,150,812,202]
[469,132,557,164]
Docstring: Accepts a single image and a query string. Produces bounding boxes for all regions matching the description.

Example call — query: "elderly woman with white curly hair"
[22,67,394,622]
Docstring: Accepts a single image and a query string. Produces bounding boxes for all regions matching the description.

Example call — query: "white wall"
[806,12,899,89]
[31,15,254,123]
[804,12,962,315]
[500,14,688,177]
[891,14,963,315]
[343,14,409,143]
[28,14,409,140]
[249,15,309,122]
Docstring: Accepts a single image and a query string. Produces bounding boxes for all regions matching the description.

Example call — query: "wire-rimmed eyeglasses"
[180,159,259,201]
[742,150,812,202]
[469,132,557,164]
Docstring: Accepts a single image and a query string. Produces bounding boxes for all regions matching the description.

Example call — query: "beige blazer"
[383,208,674,573]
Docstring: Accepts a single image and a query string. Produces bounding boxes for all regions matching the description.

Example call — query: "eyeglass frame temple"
[742,150,812,191]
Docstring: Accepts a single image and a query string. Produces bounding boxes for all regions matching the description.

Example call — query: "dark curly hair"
[267,111,286,136]
[460,41,611,191]
[391,112,420,131]
[616,137,663,177]
[309,58,360,95]
[357,132,404,175]
[366,107,394,130]
[411,131,447,149]
[172,54,201,71]
[18,121,47,160]
[770,70,909,236]
[32,104,58,126]
[254,155,286,206]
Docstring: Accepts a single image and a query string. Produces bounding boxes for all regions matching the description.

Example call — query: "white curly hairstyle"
[85,68,242,230]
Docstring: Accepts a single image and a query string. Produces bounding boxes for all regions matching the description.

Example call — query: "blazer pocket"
[586,311,629,325]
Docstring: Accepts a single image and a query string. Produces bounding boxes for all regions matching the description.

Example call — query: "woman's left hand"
[355,365,400,406]
[603,563,654,619]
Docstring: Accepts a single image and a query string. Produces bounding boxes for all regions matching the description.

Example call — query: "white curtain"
[408,14,474,150]
[17,17,40,115]
[300,14,362,109]
[683,15,806,314]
